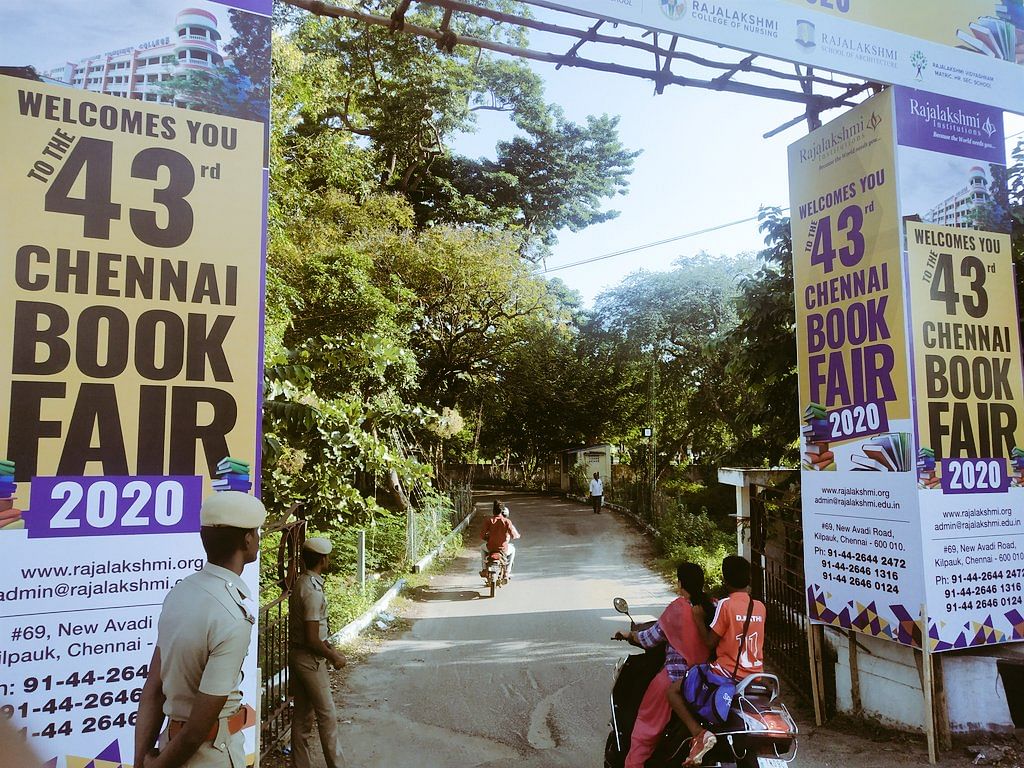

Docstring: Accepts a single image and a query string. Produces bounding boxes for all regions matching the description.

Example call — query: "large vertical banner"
[0,2,270,765]
[792,86,1024,653]
[790,95,926,647]
[894,90,1024,650]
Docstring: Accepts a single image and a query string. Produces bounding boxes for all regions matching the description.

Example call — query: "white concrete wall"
[827,628,926,731]
[943,654,1015,733]
[826,627,1019,733]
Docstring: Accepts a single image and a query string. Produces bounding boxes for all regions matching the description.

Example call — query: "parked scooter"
[606,598,797,768]
[483,551,509,598]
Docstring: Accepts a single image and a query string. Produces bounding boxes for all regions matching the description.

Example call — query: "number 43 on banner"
[30,134,199,248]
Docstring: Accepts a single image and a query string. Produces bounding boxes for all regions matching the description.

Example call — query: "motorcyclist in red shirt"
[479,500,520,579]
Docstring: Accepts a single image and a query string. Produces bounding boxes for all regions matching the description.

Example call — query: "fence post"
[254,667,262,768]
[807,623,827,726]
[357,530,366,592]
[406,506,415,563]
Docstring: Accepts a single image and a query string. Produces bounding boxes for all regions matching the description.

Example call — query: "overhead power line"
[542,213,781,273]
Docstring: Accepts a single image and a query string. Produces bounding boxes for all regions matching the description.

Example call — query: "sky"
[451,5,1024,307]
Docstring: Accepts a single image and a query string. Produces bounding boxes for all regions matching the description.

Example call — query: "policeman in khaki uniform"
[134,491,267,768]
[290,537,347,768]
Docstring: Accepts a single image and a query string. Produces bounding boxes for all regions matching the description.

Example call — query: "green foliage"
[590,252,759,471]
[409,488,457,559]
[721,207,799,466]
[655,507,733,591]
[569,460,591,494]
[421,111,640,258]
[278,6,635,257]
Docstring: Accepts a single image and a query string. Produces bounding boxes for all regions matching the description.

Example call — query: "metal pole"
[649,355,657,519]
[406,507,415,563]
[357,530,366,592]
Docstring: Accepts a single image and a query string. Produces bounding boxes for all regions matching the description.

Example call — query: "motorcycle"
[606,597,797,768]
[483,550,509,598]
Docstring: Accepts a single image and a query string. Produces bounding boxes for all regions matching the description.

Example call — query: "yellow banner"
[0,77,264,498]
[906,222,1024,462]
[781,0,1006,49]
[789,92,910,425]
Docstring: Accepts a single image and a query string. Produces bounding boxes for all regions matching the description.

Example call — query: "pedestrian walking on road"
[589,472,604,514]
[134,491,266,768]
[290,537,347,768]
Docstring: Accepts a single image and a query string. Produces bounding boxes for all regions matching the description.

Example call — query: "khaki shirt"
[157,563,255,720]
[290,572,328,649]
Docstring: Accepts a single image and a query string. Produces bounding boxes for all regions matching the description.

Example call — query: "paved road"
[328,492,959,767]
[335,491,676,767]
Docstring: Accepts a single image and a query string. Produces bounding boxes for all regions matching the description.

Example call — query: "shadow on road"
[408,586,483,602]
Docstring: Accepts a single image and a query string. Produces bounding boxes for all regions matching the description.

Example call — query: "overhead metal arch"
[283,0,881,136]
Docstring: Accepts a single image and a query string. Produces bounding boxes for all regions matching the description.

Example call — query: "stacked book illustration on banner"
[957,11,1024,62]
[1012,447,1024,487]
[213,456,253,492]
[917,447,939,489]
[851,433,911,472]
[0,459,18,529]
[802,403,834,471]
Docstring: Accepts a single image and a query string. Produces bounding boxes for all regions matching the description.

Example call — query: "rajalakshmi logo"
[910,50,928,81]
[661,0,687,20]
[982,117,997,138]
[796,19,816,49]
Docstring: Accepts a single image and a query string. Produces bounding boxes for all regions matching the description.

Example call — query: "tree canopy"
[265,0,1024,549]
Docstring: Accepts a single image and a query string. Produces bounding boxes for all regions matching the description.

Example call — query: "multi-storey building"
[923,165,992,228]
[40,7,225,107]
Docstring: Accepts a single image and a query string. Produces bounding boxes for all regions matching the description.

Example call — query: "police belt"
[168,707,251,742]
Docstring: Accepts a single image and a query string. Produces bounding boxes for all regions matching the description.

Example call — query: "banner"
[523,0,1024,114]
[894,88,1024,651]
[789,93,926,648]
[792,86,1024,652]
[0,1,271,764]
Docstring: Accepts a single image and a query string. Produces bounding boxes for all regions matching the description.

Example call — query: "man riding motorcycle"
[479,500,520,579]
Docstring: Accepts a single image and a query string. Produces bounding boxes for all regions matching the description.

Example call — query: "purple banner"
[24,476,203,538]
[827,400,891,443]
[940,459,1010,495]
[895,86,1005,165]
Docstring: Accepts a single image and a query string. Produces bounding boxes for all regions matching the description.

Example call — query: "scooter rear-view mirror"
[613,597,630,615]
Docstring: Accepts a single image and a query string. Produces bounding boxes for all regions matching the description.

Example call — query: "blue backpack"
[682,663,736,724]
[682,597,755,725]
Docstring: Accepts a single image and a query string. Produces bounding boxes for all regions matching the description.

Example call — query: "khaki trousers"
[181,730,245,767]
[290,649,345,768]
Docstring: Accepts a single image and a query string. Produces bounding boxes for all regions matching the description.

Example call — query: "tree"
[720,207,799,466]
[418,111,640,258]
[385,226,554,406]
[591,252,759,474]
[475,291,633,469]
[282,4,637,256]
[261,1,641,536]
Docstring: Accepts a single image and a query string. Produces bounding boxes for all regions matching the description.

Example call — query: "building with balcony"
[923,165,992,228]
[40,7,225,107]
